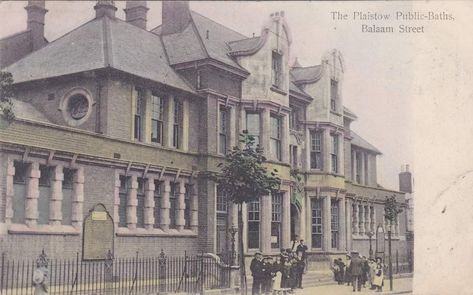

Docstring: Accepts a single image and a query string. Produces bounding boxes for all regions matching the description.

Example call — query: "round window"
[68,94,89,120]
[60,88,94,127]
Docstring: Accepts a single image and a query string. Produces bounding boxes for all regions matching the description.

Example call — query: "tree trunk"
[238,203,247,295]
[388,229,393,291]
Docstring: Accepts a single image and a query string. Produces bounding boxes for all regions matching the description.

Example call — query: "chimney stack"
[399,164,413,193]
[124,1,149,30]
[161,1,191,35]
[25,0,47,51]
[94,0,117,19]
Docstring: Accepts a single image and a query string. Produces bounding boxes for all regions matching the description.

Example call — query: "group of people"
[331,251,385,292]
[250,240,308,295]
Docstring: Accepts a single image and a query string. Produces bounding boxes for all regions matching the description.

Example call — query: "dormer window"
[330,79,338,112]
[134,88,145,141]
[272,50,283,89]
[151,93,165,145]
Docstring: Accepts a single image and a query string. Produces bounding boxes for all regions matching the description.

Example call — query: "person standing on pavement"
[250,252,264,295]
[345,254,352,286]
[349,251,364,292]
[372,257,384,292]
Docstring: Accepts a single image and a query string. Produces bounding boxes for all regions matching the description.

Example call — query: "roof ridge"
[189,13,210,60]
[190,10,248,39]
[228,36,260,44]
[291,64,321,70]
[4,17,101,71]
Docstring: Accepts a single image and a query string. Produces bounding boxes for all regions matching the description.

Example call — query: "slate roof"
[10,98,51,123]
[152,11,248,73]
[4,16,195,94]
[350,131,382,154]
[228,36,261,53]
[0,30,33,68]
[290,65,322,84]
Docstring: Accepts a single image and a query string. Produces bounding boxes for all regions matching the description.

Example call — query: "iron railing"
[0,250,232,295]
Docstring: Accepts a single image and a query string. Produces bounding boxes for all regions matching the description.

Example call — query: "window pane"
[246,113,260,139]
[38,165,51,225]
[62,168,74,225]
[311,199,323,248]
[119,176,129,228]
[136,178,145,228]
[248,199,260,249]
[185,184,192,228]
[169,182,178,228]
[13,162,28,224]
[216,186,228,213]
[154,181,162,228]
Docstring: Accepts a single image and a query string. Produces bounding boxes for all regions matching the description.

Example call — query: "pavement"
[294,277,413,295]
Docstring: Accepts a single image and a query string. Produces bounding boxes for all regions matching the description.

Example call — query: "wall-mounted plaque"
[82,204,114,260]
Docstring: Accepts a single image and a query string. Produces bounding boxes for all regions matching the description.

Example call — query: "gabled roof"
[152,11,249,74]
[10,98,50,123]
[350,131,382,154]
[290,65,322,84]
[4,16,195,94]
[190,11,247,70]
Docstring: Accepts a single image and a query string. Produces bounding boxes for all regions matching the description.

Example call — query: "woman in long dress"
[372,257,384,292]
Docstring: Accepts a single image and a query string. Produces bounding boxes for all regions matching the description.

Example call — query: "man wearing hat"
[250,252,264,294]
[349,251,363,292]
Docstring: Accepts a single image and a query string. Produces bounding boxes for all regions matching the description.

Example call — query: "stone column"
[239,108,246,149]
[5,159,15,224]
[261,108,270,156]
[360,153,366,185]
[190,183,199,232]
[352,201,359,235]
[127,175,138,230]
[305,127,311,170]
[229,107,236,149]
[72,167,84,229]
[281,114,290,163]
[305,196,312,249]
[144,177,155,230]
[323,196,332,251]
[260,195,271,254]
[176,182,186,231]
[49,165,64,226]
[323,129,331,173]
[160,179,171,231]
[281,191,291,249]
[242,202,248,253]
[339,198,346,251]
[25,162,40,227]
[346,198,353,251]
[299,192,306,241]
[165,96,174,148]
[338,133,344,176]
[359,204,365,235]
[182,100,189,152]
[352,151,357,182]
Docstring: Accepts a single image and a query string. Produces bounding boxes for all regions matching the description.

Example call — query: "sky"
[0,1,415,190]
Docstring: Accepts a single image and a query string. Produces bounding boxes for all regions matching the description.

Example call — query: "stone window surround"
[351,148,370,186]
[59,87,95,127]
[240,102,290,164]
[308,126,344,175]
[242,188,291,255]
[5,155,83,235]
[131,87,189,152]
[114,170,198,237]
[308,194,347,252]
[217,101,236,156]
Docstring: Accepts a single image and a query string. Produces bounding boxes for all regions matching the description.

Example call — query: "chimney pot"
[124,1,149,30]
[25,0,48,51]
[161,1,191,35]
[94,0,117,19]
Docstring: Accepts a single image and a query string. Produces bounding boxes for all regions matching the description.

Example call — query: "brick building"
[0,0,409,268]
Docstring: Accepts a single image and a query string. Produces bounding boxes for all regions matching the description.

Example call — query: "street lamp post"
[229,226,238,266]
[367,231,374,259]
